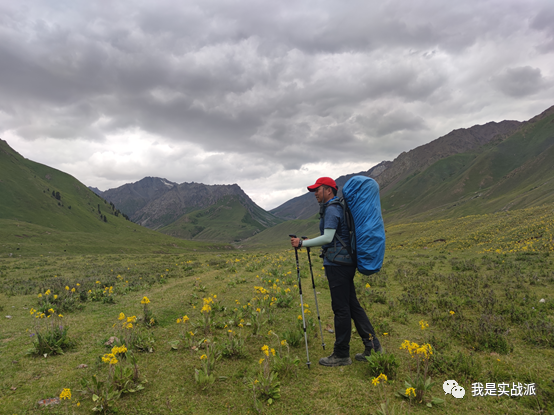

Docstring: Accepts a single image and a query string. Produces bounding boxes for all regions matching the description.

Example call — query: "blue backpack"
[325,176,386,275]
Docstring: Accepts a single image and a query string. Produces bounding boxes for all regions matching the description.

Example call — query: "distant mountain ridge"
[91,177,178,220]
[271,119,523,220]
[94,177,283,242]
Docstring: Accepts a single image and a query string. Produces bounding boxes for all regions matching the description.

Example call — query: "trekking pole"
[289,234,311,369]
[301,236,325,350]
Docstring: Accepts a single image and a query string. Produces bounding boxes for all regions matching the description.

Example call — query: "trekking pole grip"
[289,234,298,250]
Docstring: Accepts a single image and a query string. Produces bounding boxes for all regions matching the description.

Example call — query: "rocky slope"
[93,177,178,218]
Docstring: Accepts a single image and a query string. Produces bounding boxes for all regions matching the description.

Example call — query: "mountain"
[88,186,102,196]
[0,139,211,256]
[159,194,283,242]
[380,105,554,222]
[98,178,283,242]
[271,117,524,220]
[93,177,178,218]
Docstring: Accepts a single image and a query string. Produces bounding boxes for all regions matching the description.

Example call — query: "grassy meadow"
[1,209,554,414]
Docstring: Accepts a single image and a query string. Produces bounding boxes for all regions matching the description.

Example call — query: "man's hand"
[290,237,301,248]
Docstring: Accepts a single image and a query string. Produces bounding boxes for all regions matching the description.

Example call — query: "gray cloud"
[491,66,548,98]
[1,0,554,209]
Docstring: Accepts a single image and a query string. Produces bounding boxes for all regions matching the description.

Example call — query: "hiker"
[290,177,382,366]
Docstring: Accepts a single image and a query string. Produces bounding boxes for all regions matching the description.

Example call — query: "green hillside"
[0,139,221,256]
[381,109,554,222]
[159,195,284,242]
[0,139,119,232]
[242,217,320,249]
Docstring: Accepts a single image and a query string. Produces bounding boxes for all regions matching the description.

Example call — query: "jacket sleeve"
[301,228,336,248]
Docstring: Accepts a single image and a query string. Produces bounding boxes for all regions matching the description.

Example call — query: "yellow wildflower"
[200,354,207,360]
[141,296,150,304]
[118,312,125,320]
[59,388,71,400]
[406,387,416,397]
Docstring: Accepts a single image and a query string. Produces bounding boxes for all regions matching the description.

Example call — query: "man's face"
[313,186,331,203]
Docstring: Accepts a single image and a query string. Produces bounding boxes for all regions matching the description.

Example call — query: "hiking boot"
[355,343,384,362]
[319,353,352,367]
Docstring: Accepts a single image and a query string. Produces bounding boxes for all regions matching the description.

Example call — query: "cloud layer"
[1,0,553,209]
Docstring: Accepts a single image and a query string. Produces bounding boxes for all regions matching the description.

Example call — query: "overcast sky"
[1,0,553,210]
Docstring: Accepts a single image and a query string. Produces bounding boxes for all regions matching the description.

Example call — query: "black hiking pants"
[325,265,380,358]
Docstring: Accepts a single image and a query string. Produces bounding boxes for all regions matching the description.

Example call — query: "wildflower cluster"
[249,343,281,406]
[372,373,388,386]
[118,313,137,330]
[194,338,218,389]
[201,296,213,313]
[36,285,82,312]
[397,340,442,406]
[59,388,72,400]
[27,306,74,356]
[141,296,156,327]
[102,345,128,365]
[200,296,216,332]
[419,320,429,330]
[400,340,433,358]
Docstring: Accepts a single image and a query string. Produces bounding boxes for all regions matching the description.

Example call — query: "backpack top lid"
[342,175,386,275]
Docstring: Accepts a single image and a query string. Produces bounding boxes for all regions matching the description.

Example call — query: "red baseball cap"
[307,177,337,192]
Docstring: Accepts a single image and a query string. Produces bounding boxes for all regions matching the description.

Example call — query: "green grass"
[2,210,554,414]
[0,219,229,258]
